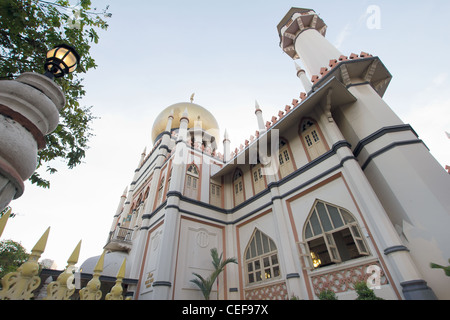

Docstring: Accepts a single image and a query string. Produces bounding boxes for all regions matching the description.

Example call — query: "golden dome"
[151,102,220,144]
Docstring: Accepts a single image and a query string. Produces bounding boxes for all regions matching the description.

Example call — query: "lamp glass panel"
[55,47,69,60]
[47,48,57,59]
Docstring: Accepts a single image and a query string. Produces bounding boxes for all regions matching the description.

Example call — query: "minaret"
[110,187,128,232]
[223,129,231,162]
[295,62,312,93]
[150,107,190,299]
[139,148,147,167]
[277,8,342,77]
[254,101,266,132]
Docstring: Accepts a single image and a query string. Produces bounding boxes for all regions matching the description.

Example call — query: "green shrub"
[317,289,338,300]
[354,281,383,300]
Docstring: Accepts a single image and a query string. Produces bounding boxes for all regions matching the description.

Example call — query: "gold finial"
[44,240,82,300]
[0,207,12,237]
[67,240,82,266]
[190,93,195,103]
[105,258,127,300]
[31,227,51,257]
[79,251,106,300]
[0,227,50,300]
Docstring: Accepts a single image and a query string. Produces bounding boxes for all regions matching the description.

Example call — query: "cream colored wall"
[138,223,164,300]
[173,217,225,300]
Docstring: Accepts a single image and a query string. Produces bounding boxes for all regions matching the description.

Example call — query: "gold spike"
[117,258,126,280]
[67,240,82,266]
[0,207,12,237]
[31,227,50,256]
[94,250,106,274]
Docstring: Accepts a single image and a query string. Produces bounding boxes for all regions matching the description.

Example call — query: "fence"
[0,209,128,300]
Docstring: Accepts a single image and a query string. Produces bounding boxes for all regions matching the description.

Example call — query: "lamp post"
[0,44,80,211]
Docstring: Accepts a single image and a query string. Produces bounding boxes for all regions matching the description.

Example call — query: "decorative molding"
[244,281,288,300]
[361,139,426,171]
[353,124,418,158]
[152,281,172,287]
[400,280,437,300]
[384,245,409,255]
[0,104,46,149]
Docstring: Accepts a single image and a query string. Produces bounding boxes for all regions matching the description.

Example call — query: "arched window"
[210,182,222,207]
[300,119,328,161]
[185,164,199,200]
[301,200,369,270]
[156,175,165,207]
[233,169,244,206]
[278,139,295,178]
[244,229,281,285]
[251,163,265,195]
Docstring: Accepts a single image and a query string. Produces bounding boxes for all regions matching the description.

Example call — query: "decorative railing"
[110,227,133,243]
[309,259,388,296]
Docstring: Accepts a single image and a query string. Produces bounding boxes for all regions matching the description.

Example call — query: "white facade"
[84,7,450,300]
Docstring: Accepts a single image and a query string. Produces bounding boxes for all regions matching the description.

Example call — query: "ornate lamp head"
[44,44,80,79]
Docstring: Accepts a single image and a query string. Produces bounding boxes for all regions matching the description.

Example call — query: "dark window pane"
[310,210,322,235]
[316,202,332,232]
[327,204,344,228]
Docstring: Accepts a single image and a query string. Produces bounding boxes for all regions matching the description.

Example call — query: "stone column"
[0,73,65,210]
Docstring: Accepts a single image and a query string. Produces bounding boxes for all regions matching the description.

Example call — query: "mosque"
[80,7,450,300]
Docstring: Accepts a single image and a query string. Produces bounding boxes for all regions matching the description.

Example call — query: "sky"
[2,0,450,270]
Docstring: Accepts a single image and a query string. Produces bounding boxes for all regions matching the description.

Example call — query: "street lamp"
[0,43,80,211]
[44,44,81,79]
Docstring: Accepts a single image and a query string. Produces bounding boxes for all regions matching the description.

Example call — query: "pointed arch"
[300,200,369,270]
[185,163,200,200]
[244,229,281,285]
[155,174,166,208]
[277,137,296,179]
[299,117,329,161]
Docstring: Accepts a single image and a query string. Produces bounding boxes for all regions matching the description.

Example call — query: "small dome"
[151,102,220,144]
[79,251,130,278]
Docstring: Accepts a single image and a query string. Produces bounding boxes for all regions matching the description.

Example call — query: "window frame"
[244,229,281,285]
[299,118,329,162]
[278,139,295,179]
[233,169,245,206]
[185,164,200,200]
[302,200,370,270]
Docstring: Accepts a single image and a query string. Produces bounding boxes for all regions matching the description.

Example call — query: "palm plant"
[190,248,237,300]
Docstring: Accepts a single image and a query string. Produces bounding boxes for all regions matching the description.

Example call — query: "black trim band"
[361,139,426,170]
[384,245,409,255]
[152,281,172,287]
[353,124,418,158]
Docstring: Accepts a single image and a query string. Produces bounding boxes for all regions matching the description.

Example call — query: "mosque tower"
[277,8,450,299]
